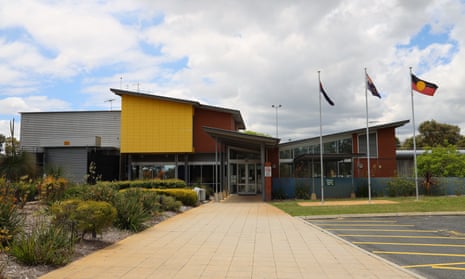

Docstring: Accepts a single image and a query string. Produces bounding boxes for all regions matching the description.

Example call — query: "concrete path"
[40,195,419,278]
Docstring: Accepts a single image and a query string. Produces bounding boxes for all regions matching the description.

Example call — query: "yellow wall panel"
[120,95,193,153]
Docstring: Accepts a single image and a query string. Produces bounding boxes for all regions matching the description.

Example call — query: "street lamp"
[272,104,282,138]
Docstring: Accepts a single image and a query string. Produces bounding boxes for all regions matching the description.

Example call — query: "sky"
[1,0,464,144]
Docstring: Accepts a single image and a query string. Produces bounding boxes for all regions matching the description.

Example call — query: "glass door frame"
[234,162,259,195]
[228,147,263,196]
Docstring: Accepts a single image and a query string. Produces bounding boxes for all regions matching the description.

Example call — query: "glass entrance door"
[237,163,257,195]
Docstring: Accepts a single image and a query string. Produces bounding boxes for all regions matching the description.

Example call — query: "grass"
[271,196,465,216]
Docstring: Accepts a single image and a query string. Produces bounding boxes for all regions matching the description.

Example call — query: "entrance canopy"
[203,127,280,200]
[202,127,280,151]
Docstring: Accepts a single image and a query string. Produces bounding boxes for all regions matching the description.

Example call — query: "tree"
[0,134,5,153]
[402,120,465,149]
[417,145,465,177]
[4,137,20,156]
[0,119,35,181]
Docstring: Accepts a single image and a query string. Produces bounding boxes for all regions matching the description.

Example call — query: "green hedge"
[152,189,198,207]
[95,179,186,190]
[119,188,198,207]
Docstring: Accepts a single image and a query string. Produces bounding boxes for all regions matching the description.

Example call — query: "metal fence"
[272,177,465,199]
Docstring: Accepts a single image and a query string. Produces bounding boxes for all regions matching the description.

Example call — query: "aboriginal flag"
[411,74,438,96]
[319,81,335,106]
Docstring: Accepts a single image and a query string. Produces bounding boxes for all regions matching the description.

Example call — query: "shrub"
[74,201,116,239]
[51,199,116,239]
[81,184,118,204]
[11,178,37,207]
[63,184,87,200]
[9,219,75,266]
[272,186,287,200]
[295,182,311,200]
[158,195,182,212]
[107,179,187,190]
[37,175,68,203]
[113,189,151,232]
[386,177,415,197]
[153,189,197,206]
[0,187,24,246]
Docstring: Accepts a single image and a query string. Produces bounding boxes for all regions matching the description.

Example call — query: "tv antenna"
[105,98,115,111]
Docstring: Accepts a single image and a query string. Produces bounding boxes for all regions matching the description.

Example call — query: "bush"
[295,182,311,200]
[153,189,197,206]
[51,199,116,239]
[272,186,287,200]
[106,179,187,190]
[13,178,37,207]
[37,175,69,203]
[81,184,118,204]
[0,184,24,246]
[9,219,75,266]
[386,177,415,197]
[158,195,182,212]
[113,189,151,232]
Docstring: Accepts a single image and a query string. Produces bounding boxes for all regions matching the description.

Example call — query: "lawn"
[271,196,465,216]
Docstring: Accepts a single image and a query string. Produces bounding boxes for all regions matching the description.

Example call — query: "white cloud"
[1,0,464,143]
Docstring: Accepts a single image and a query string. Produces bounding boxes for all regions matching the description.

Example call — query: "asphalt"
[40,195,421,279]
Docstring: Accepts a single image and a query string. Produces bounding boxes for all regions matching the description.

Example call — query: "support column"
[265,161,272,201]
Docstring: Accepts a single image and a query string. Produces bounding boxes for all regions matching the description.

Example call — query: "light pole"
[272,104,282,138]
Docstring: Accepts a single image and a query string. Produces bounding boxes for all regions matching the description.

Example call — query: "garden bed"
[0,201,191,279]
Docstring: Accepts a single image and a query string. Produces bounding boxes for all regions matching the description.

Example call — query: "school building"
[20,88,408,200]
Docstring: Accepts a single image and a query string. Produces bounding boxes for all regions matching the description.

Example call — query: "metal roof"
[280,120,410,147]
[203,126,280,150]
[110,88,245,129]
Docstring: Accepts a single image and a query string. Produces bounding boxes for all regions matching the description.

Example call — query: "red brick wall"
[353,127,398,178]
[267,147,280,177]
[193,108,236,153]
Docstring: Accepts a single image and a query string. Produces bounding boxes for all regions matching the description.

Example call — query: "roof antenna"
[120,75,123,89]
[105,99,115,111]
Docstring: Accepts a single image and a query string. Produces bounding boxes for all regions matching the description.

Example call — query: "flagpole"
[364,68,372,202]
[410,67,419,201]
[318,70,324,203]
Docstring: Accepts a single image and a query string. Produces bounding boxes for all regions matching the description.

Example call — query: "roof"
[203,126,280,150]
[294,152,366,162]
[280,120,410,148]
[20,110,121,115]
[110,88,245,129]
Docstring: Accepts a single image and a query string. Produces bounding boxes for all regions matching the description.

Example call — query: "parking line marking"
[433,265,465,270]
[337,234,465,240]
[353,241,465,248]
[327,228,437,233]
[374,251,465,257]
[403,261,465,269]
[311,220,397,223]
[317,224,414,227]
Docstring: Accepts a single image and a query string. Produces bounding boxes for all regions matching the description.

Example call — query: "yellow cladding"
[120,95,193,153]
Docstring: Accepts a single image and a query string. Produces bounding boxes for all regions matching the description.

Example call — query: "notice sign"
[265,166,272,177]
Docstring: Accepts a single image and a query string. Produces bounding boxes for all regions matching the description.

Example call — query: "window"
[294,146,308,157]
[280,149,293,159]
[338,138,352,154]
[358,133,377,157]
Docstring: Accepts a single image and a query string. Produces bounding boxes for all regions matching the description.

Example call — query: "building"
[20,88,408,200]
[278,120,409,179]
[111,88,280,199]
[20,111,120,182]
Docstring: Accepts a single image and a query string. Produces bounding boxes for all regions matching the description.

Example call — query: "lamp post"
[272,104,282,138]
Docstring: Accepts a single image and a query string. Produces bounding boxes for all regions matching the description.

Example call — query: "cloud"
[0,96,70,115]
[0,0,464,143]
